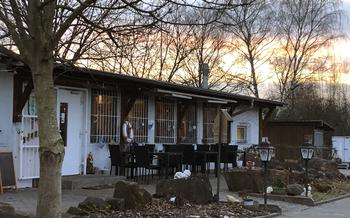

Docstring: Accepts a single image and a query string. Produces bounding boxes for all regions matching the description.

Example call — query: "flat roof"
[1,53,283,108]
[56,64,284,107]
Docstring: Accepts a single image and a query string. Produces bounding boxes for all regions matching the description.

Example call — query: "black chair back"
[182,144,195,165]
[133,146,150,167]
[196,144,210,152]
[145,144,155,153]
[163,144,177,152]
[109,144,121,165]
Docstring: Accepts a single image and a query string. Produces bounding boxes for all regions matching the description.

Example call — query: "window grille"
[90,89,120,143]
[203,103,218,144]
[127,96,148,143]
[155,98,176,143]
[178,103,196,143]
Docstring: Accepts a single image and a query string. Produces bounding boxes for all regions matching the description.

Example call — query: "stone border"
[314,193,350,206]
[250,193,315,206]
[254,204,282,218]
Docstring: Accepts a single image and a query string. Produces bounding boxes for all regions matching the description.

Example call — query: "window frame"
[236,125,248,143]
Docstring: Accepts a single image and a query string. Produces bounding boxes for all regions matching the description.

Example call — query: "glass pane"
[237,126,246,142]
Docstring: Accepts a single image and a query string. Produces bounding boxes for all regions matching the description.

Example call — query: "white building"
[0,55,283,188]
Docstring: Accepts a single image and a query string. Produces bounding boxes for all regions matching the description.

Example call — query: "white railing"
[19,115,40,179]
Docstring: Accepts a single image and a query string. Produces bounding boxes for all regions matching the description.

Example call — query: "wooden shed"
[263,120,335,161]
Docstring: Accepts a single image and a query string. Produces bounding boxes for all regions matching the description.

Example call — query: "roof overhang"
[156,89,238,104]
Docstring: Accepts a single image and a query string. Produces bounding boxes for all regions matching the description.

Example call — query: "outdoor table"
[195,151,218,175]
[152,152,183,179]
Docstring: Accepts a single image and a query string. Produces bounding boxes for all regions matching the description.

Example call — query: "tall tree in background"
[271,0,341,102]
[221,0,277,97]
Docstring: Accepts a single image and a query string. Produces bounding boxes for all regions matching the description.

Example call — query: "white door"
[57,89,84,175]
[344,137,350,162]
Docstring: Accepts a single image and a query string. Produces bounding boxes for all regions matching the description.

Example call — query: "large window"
[155,98,176,143]
[127,96,148,143]
[178,103,196,143]
[203,104,217,144]
[90,89,120,143]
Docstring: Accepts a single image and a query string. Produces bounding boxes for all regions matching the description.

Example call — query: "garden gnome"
[86,152,95,174]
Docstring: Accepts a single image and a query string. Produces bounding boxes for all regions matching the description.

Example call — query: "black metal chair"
[221,145,238,170]
[108,144,134,177]
[163,144,182,174]
[133,146,161,182]
[194,144,210,173]
[181,144,195,171]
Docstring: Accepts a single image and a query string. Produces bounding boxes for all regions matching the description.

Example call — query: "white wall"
[230,108,260,150]
[0,70,15,150]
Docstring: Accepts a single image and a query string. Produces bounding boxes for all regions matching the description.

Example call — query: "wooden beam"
[12,74,33,122]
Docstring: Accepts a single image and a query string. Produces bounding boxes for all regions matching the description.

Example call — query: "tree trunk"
[31,60,65,218]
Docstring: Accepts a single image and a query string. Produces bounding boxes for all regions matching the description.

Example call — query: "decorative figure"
[86,152,95,174]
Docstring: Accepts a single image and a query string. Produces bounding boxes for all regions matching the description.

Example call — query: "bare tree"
[0,1,250,217]
[221,0,277,97]
[271,0,341,102]
[0,1,165,217]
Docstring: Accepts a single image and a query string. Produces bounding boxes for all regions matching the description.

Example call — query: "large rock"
[155,175,213,204]
[67,207,89,216]
[113,181,152,209]
[78,197,109,212]
[287,184,304,196]
[0,202,29,218]
[105,198,125,211]
[224,169,289,193]
[312,179,332,193]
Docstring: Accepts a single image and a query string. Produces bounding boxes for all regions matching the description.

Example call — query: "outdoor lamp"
[257,142,275,162]
[257,142,275,210]
[301,143,314,160]
[300,143,314,197]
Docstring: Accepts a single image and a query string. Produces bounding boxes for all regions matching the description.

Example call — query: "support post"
[305,160,309,197]
[264,161,267,209]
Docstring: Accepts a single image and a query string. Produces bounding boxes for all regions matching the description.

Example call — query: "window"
[178,103,196,143]
[155,98,176,143]
[203,104,218,144]
[237,126,247,143]
[90,89,120,143]
[127,96,148,143]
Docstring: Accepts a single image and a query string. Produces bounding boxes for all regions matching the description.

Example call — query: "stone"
[156,175,213,204]
[113,181,152,209]
[67,207,89,216]
[312,179,332,193]
[286,184,304,196]
[224,168,289,193]
[0,202,29,218]
[105,198,125,211]
[78,197,109,212]
[0,202,15,217]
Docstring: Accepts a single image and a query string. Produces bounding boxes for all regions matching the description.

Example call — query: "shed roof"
[267,120,335,131]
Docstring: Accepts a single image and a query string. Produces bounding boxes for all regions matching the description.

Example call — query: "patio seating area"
[108,143,238,181]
